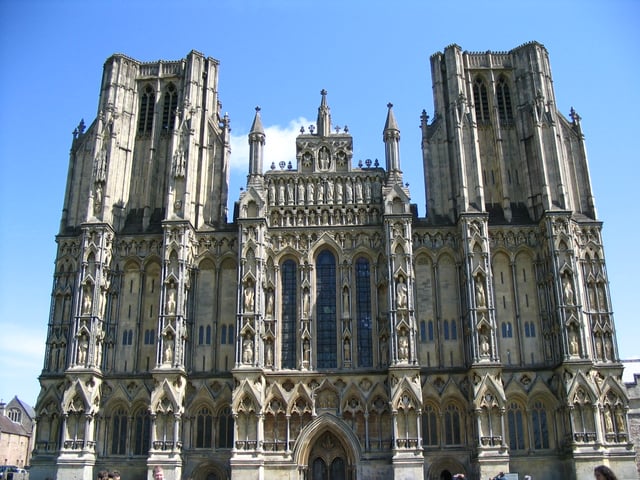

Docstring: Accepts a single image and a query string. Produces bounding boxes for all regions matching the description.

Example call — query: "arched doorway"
[309,431,350,480]
[440,470,453,480]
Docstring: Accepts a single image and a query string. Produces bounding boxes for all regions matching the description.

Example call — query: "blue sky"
[0,0,638,407]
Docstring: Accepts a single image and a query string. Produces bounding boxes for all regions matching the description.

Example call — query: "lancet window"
[316,250,337,368]
[473,77,490,124]
[281,259,298,369]
[162,83,178,131]
[137,84,155,135]
[355,257,372,367]
[496,76,513,123]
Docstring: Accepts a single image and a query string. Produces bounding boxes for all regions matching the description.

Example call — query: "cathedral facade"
[31,43,637,480]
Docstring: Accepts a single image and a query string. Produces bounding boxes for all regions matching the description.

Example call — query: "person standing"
[594,465,618,480]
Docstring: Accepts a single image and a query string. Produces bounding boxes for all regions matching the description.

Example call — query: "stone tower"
[30,43,636,480]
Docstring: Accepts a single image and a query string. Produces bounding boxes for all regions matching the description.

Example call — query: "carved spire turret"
[316,89,331,137]
[248,106,265,179]
[383,102,402,181]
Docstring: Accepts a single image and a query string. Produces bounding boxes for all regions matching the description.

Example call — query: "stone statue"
[480,333,490,356]
[166,288,177,314]
[342,288,349,314]
[475,280,486,308]
[164,337,174,364]
[398,332,409,361]
[604,408,614,433]
[396,278,408,309]
[616,409,626,432]
[303,339,310,364]
[343,338,351,362]
[82,287,92,315]
[244,285,254,312]
[380,336,388,365]
[266,290,274,316]
[570,332,579,355]
[563,276,574,304]
[265,341,273,366]
[297,181,305,204]
[303,288,310,316]
[77,335,89,364]
[242,337,253,364]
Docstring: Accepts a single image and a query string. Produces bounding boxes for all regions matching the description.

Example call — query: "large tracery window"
[217,406,234,449]
[473,77,490,124]
[531,400,550,449]
[281,260,298,369]
[355,257,372,367]
[316,250,337,368]
[110,407,128,455]
[444,403,462,445]
[132,408,150,455]
[162,83,178,131]
[507,401,526,451]
[195,406,213,448]
[496,76,513,124]
[138,85,155,135]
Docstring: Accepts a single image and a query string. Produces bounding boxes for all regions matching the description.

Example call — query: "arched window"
[473,78,490,124]
[228,324,234,344]
[221,325,227,344]
[195,406,213,448]
[198,326,204,344]
[531,400,550,449]
[444,320,450,340]
[162,83,178,131]
[132,408,150,455]
[355,257,372,367]
[420,321,427,343]
[496,76,513,124]
[138,85,155,135]
[428,321,434,341]
[316,250,337,368]
[281,260,298,369]
[507,402,526,451]
[451,319,457,340]
[206,325,211,344]
[217,406,234,449]
[110,407,128,455]
[422,404,438,446]
[444,404,462,445]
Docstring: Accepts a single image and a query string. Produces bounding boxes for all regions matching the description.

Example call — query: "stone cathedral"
[31,42,637,480]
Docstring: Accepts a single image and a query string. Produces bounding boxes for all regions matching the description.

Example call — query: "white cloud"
[229,117,311,173]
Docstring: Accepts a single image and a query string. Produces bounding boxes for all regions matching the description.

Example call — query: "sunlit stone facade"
[30,43,637,480]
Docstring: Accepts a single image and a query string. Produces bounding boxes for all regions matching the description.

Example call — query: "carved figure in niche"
[265,341,273,366]
[244,284,254,312]
[396,278,408,309]
[303,339,310,364]
[297,181,305,204]
[588,284,596,308]
[569,331,579,356]
[327,180,334,203]
[335,180,343,203]
[604,408,614,433]
[266,290,274,316]
[164,336,174,364]
[475,279,486,308]
[480,332,490,356]
[303,288,310,316]
[268,182,276,204]
[342,288,350,314]
[322,210,329,225]
[318,147,330,170]
[287,180,295,204]
[563,275,575,304]
[345,179,353,203]
[598,284,607,310]
[278,181,285,206]
[595,334,603,359]
[604,334,613,360]
[166,288,177,314]
[242,337,253,364]
[307,181,315,206]
[82,286,93,315]
[355,178,363,203]
[77,335,89,364]
[616,409,626,432]
[398,331,409,362]
[380,336,388,365]
[344,338,351,362]
[364,178,371,202]
[93,183,103,214]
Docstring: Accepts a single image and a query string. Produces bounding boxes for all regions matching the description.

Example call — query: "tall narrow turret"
[316,89,331,136]
[383,102,402,182]
[248,106,265,182]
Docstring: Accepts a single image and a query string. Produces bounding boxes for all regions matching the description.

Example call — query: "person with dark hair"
[594,465,618,480]
[97,471,109,480]
[111,470,121,480]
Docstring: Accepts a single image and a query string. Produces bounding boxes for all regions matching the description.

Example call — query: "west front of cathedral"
[30,42,638,480]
